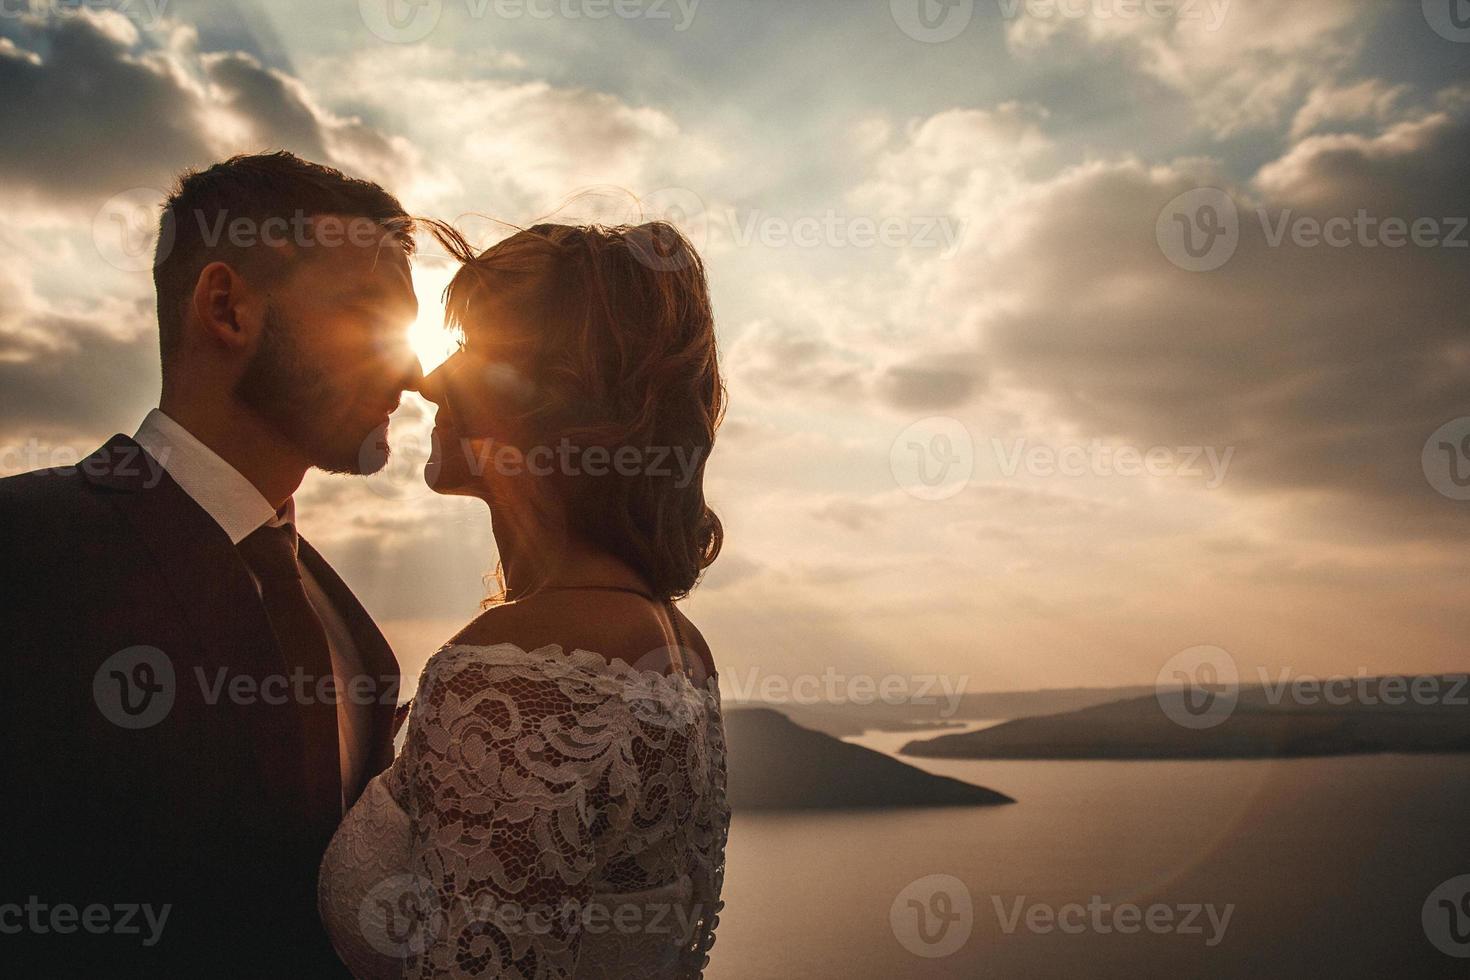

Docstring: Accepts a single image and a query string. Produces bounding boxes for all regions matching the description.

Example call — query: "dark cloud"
[878,360,982,411]
[728,319,985,413]
[946,89,1470,533]
[0,314,158,448]
[812,498,884,532]
[0,10,411,207]
[204,52,330,161]
[0,14,213,202]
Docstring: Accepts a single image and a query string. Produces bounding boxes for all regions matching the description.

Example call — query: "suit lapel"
[83,435,318,824]
[298,537,401,803]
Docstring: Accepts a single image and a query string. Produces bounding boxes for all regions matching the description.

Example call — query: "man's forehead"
[297,229,415,294]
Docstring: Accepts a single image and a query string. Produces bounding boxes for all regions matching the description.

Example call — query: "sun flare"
[406,267,457,374]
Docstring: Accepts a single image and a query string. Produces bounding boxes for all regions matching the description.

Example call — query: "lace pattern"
[319,643,728,979]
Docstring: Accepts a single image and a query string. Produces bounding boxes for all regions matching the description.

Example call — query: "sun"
[406,266,457,374]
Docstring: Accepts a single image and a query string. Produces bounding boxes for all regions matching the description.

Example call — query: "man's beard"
[235,305,391,475]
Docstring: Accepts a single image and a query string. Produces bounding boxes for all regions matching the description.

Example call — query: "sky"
[1,0,1467,696]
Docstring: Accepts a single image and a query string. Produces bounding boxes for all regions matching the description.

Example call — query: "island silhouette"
[723,707,1013,808]
[900,676,1470,760]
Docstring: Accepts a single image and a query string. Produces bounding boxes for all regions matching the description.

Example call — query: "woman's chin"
[424,437,471,497]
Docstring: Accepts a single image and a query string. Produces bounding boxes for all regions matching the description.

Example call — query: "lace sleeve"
[397,646,639,979]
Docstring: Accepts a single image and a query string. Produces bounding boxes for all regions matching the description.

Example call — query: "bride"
[318,220,730,978]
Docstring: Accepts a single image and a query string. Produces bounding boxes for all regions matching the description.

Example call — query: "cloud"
[0,312,158,450]
[298,47,721,219]
[0,9,414,210]
[851,103,1052,217]
[905,84,1470,535]
[1257,87,1470,213]
[0,12,213,204]
[1004,0,1375,137]
[1289,79,1407,140]
[812,497,885,532]
[877,359,983,411]
[724,317,866,404]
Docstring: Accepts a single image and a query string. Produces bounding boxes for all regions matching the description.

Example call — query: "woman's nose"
[418,357,451,404]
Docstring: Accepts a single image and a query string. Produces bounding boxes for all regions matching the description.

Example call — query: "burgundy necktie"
[237,523,341,819]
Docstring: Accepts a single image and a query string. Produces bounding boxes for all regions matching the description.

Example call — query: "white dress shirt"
[134,408,370,813]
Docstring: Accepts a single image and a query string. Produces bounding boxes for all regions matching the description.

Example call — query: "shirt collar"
[133,408,295,546]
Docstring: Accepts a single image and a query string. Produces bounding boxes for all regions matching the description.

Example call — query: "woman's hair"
[425,218,725,601]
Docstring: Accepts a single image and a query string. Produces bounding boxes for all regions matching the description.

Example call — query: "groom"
[0,152,421,976]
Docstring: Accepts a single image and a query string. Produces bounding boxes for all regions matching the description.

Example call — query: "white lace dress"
[318,643,729,979]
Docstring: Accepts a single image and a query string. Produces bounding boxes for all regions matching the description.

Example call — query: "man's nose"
[394,344,425,393]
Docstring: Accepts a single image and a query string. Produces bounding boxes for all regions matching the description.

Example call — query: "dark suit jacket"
[0,434,400,978]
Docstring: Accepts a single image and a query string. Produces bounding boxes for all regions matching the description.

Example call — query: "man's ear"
[190,261,256,352]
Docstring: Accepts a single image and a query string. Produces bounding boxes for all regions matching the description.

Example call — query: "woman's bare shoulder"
[445,593,715,676]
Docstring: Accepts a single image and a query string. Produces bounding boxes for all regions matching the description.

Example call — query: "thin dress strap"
[533,585,689,677]
[664,600,686,675]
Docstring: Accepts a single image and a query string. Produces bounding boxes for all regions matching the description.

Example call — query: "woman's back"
[319,624,728,979]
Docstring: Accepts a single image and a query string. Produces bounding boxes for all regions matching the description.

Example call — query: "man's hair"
[152,150,414,376]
